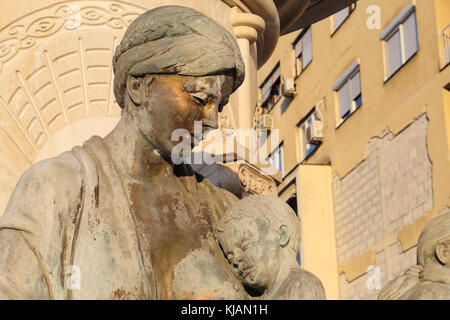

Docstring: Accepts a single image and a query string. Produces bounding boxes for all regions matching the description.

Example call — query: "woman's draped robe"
[0,136,244,299]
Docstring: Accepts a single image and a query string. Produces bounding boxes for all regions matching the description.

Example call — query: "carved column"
[231,8,265,131]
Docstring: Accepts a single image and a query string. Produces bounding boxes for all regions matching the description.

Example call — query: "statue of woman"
[0,6,247,300]
[378,211,450,300]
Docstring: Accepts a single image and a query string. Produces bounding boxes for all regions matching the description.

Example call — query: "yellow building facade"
[258,0,450,299]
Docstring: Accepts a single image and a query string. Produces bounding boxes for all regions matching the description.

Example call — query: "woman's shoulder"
[22,151,84,186]
[0,150,85,231]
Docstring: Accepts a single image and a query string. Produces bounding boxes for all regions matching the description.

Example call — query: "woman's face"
[131,74,234,157]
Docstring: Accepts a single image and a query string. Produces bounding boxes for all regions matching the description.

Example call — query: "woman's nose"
[200,100,219,130]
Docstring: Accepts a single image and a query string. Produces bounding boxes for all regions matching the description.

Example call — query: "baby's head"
[217,195,301,293]
[417,211,450,267]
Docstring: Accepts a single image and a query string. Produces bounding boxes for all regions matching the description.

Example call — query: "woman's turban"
[113,5,245,108]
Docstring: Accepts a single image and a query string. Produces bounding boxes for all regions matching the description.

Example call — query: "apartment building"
[257,0,450,299]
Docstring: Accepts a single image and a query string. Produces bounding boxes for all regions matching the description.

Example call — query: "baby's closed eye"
[241,240,253,250]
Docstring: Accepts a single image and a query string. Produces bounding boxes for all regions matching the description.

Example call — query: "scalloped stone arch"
[0,1,149,214]
[0,2,126,215]
[0,0,237,215]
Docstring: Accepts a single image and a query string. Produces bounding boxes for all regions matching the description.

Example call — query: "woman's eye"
[190,92,209,106]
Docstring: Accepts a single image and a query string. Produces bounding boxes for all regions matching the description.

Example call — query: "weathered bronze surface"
[0,5,323,300]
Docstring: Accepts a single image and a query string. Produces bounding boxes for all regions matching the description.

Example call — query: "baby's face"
[219,216,283,292]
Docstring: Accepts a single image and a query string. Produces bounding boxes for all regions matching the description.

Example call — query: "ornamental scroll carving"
[238,163,277,196]
[218,109,232,130]
[0,1,145,72]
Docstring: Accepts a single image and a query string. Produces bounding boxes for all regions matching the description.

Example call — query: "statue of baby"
[217,194,326,299]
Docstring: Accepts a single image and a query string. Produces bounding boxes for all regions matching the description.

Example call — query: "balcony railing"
[442,24,450,67]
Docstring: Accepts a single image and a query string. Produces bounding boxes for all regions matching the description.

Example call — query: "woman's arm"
[0,152,83,299]
[0,229,50,299]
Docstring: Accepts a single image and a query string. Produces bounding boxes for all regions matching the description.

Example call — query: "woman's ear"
[436,243,450,265]
[278,225,290,248]
[126,75,143,106]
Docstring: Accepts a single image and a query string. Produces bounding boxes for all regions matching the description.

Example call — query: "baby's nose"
[232,249,244,267]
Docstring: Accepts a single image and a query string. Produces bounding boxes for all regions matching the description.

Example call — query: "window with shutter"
[338,81,351,119]
[387,30,402,76]
[303,28,313,69]
[332,3,356,33]
[403,11,419,61]
[381,4,419,79]
[260,64,282,110]
[267,143,284,175]
[293,27,313,76]
[333,62,363,126]
[334,7,349,31]
[350,71,362,108]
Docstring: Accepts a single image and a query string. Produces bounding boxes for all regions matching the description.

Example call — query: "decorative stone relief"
[0,1,146,215]
[218,105,234,130]
[0,1,145,72]
[239,162,277,196]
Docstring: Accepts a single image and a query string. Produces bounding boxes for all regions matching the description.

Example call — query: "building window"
[381,3,419,79]
[268,143,284,175]
[298,110,322,161]
[333,61,362,125]
[260,63,281,110]
[293,27,313,76]
[332,2,356,32]
[259,129,270,147]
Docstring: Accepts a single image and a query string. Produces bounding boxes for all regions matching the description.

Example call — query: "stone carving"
[239,163,277,196]
[0,5,245,300]
[253,105,264,128]
[0,1,144,72]
[218,107,233,130]
[378,211,450,300]
[218,194,326,299]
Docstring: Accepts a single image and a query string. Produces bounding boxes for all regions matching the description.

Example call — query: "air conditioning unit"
[281,78,296,97]
[305,120,323,145]
[258,114,273,130]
